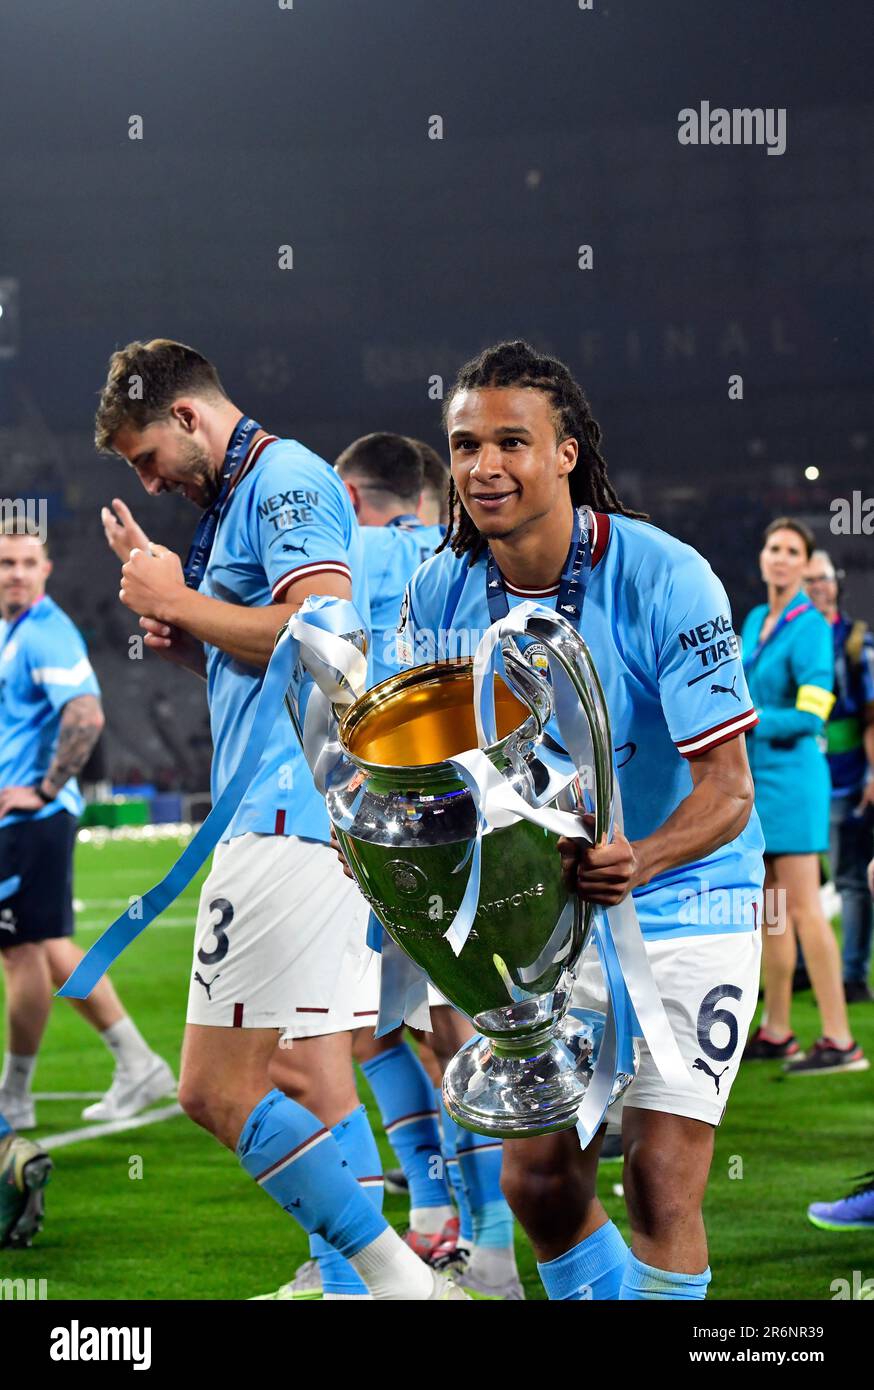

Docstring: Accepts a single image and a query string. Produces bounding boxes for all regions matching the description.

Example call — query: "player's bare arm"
[43,694,105,796]
[119,544,353,669]
[0,694,105,817]
[559,736,754,906]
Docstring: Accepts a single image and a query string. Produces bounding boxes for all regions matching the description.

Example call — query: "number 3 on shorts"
[696,984,743,1063]
[198,897,235,966]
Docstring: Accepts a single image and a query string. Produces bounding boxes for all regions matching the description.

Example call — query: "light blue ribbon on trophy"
[445,601,688,1143]
[58,597,368,1000]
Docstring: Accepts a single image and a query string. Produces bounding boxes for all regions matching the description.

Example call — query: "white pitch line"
[37,1102,183,1151]
[33,1091,104,1101]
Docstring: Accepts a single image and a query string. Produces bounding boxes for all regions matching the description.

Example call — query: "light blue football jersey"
[397,509,765,939]
[201,436,370,844]
[362,521,446,687]
[0,595,101,830]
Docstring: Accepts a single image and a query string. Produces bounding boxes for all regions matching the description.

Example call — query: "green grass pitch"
[1,834,872,1300]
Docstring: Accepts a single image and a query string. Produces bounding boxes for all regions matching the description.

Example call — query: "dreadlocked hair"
[436,339,647,560]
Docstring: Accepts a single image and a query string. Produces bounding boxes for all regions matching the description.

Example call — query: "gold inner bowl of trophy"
[343,662,529,769]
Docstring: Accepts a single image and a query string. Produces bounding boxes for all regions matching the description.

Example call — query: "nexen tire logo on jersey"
[258,489,320,530]
[50,1320,151,1370]
[678,614,739,683]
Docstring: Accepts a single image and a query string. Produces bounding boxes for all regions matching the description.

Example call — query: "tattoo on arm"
[44,695,105,794]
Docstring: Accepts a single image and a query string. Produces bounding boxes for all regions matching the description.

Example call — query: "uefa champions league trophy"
[279,599,637,1139]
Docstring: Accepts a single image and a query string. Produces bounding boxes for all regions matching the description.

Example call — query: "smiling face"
[759,526,810,593]
[446,387,578,541]
[111,402,221,509]
[0,533,51,619]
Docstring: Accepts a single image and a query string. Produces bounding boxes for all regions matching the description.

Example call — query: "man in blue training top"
[396,340,765,1301]
[0,525,174,1134]
[94,339,464,1300]
[804,549,874,1002]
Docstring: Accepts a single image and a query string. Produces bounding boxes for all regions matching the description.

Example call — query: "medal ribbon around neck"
[182,415,264,591]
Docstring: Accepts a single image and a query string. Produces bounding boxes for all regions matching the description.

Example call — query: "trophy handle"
[482,605,615,848]
[274,606,369,796]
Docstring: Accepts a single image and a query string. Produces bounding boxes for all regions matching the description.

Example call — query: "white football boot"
[0,1089,36,1132]
[81,1055,176,1122]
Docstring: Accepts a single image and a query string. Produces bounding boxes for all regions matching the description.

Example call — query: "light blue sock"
[456,1131,514,1249]
[620,1250,712,1300]
[361,1044,450,1212]
[0,1111,12,1140]
[439,1097,473,1244]
[538,1220,629,1300]
[309,1105,385,1297]
[237,1089,386,1256]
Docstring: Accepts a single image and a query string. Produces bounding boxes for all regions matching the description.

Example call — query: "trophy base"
[442,1015,602,1139]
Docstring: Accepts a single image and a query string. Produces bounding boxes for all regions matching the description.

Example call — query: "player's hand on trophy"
[120,544,185,622]
[101,498,153,565]
[330,825,355,880]
[557,815,640,906]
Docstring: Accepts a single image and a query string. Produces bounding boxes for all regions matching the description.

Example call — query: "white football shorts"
[186,833,371,1030]
[281,920,380,1040]
[571,927,762,1126]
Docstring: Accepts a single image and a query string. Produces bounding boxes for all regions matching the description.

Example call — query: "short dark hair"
[94,339,227,451]
[763,516,816,559]
[437,339,645,559]
[406,439,449,525]
[335,432,424,504]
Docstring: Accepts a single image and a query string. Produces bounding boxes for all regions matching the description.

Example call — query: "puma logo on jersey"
[709,675,740,701]
[692,1057,730,1092]
[614,742,637,768]
[279,539,309,557]
[194,971,221,1001]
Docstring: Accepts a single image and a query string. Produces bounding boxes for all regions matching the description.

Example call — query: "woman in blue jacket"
[742,518,866,1076]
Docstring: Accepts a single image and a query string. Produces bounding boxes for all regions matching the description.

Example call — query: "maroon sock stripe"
[385,1110,439,1132]
[255,1127,330,1184]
